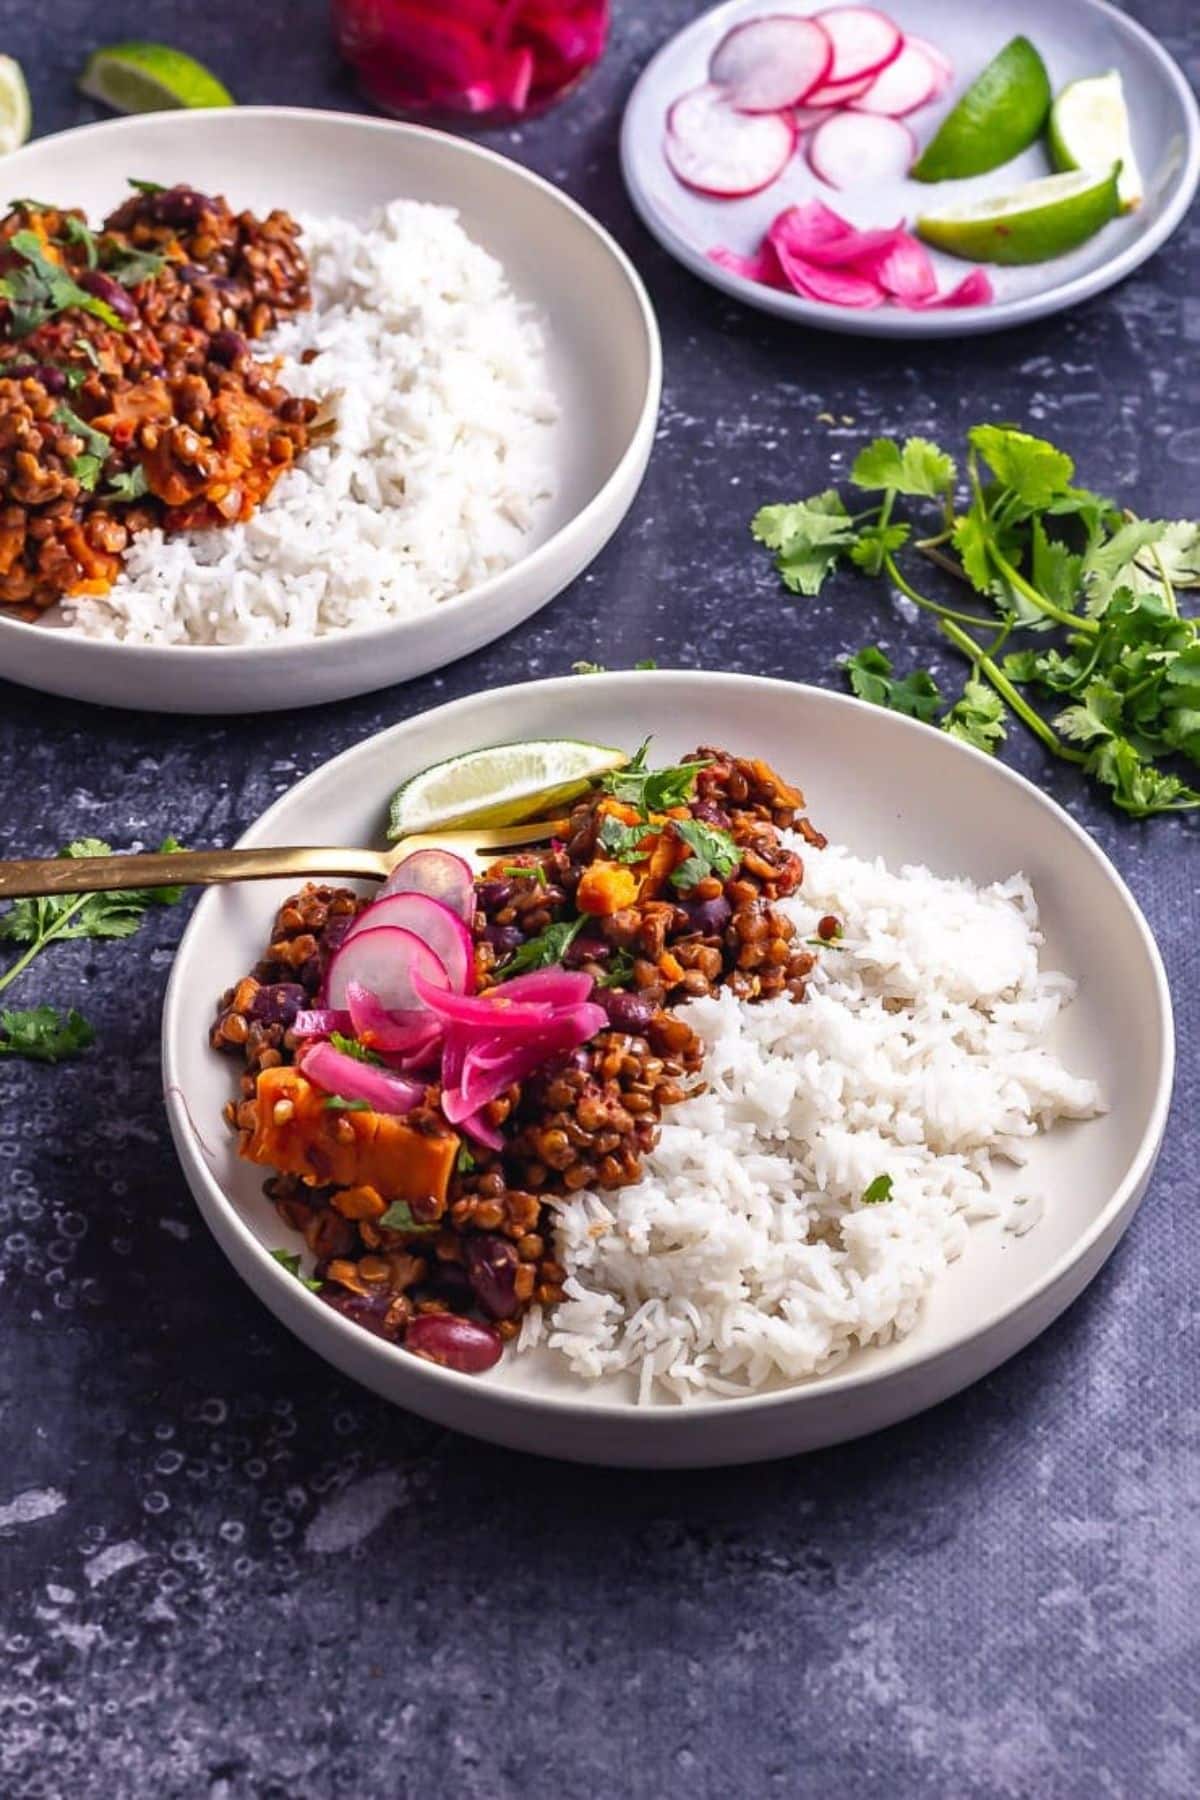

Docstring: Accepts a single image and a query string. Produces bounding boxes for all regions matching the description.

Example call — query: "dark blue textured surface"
[0,3,1196,1794]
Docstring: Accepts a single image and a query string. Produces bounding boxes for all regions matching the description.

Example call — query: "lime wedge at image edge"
[0,56,31,155]
[78,43,233,113]
[1049,70,1143,212]
[916,166,1121,265]
[912,36,1051,182]
[388,740,631,839]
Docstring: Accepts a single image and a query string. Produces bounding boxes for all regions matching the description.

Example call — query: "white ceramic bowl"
[163,672,1173,1466]
[0,109,660,712]
[622,0,1200,337]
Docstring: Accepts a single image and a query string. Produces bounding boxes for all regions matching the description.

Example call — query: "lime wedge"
[78,43,233,113]
[912,36,1051,182]
[1049,71,1142,212]
[0,56,31,155]
[916,167,1121,265]
[387,740,630,840]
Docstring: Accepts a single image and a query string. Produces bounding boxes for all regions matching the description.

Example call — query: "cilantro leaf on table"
[843,646,943,723]
[942,680,1007,754]
[850,520,910,577]
[851,436,956,499]
[0,1006,95,1063]
[968,425,1075,509]
[751,489,858,596]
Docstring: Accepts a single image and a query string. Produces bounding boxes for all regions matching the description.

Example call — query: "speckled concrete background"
[0,2,1196,1795]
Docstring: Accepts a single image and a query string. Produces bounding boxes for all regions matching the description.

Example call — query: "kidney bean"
[208,328,248,368]
[249,982,308,1028]
[428,1261,474,1308]
[79,269,137,323]
[681,895,732,937]
[476,879,515,913]
[463,1233,520,1320]
[405,1313,502,1374]
[692,799,732,829]
[600,989,655,1034]
[318,1287,408,1342]
[4,363,67,393]
[151,186,210,226]
[564,930,610,969]
[483,923,524,955]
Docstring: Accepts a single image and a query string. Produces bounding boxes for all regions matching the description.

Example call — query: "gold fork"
[0,817,574,900]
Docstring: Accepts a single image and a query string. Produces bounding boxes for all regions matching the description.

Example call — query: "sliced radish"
[793,103,839,131]
[907,33,952,93]
[347,892,473,993]
[665,83,796,198]
[813,7,903,82]
[708,15,832,113]
[802,68,875,109]
[325,925,450,1015]
[380,848,475,924]
[853,39,941,116]
[807,112,915,189]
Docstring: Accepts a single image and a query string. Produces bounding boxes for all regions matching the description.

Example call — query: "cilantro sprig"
[753,427,1200,817]
[0,230,127,336]
[0,836,185,1062]
[601,739,710,813]
[495,914,586,980]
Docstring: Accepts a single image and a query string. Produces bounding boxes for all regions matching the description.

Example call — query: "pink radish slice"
[325,925,450,1015]
[907,33,952,93]
[380,848,475,924]
[807,112,915,189]
[793,103,838,130]
[665,84,796,198]
[346,892,473,993]
[814,7,903,82]
[852,39,941,116]
[708,16,832,113]
[298,1040,425,1116]
[802,68,875,109]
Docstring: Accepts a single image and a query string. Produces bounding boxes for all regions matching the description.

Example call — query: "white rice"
[64,201,558,644]
[525,840,1103,1403]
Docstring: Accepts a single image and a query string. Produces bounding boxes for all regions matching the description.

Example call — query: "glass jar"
[332,0,610,124]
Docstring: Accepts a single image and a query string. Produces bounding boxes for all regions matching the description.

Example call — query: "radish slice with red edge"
[807,112,915,189]
[298,1040,425,1116]
[291,1008,351,1040]
[906,34,952,93]
[852,39,942,116]
[325,925,450,1014]
[813,7,902,82]
[793,103,838,131]
[707,15,832,113]
[379,848,475,924]
[665,84,796,198]
[346,891,473,993]
[802,67,875,109]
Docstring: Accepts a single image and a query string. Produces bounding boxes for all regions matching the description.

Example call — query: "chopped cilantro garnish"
[862,1174,894,1205]
[106,465,149,502]
[328,1030,384,1067]
[270,1248,322,1291]
[323,1095,371,1112]
[601,739,710,815]
[495,914,586,979]
[378,1200,439,1234]
[667,819,739,892]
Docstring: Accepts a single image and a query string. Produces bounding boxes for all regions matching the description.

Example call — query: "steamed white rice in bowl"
[64,200,559,645]
[521,837,1104,1404]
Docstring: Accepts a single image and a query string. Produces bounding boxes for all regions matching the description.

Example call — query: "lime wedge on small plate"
[1050,71,1143,212]
[912,36,1051,182]
[917,167,1121,265]
[0,56,31,155]
[388,740,629,839]
[78,43,233,113]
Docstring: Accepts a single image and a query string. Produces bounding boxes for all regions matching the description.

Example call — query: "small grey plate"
[621,0,1200,337]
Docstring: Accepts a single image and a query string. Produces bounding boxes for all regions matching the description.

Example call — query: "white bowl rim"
[0,106,662,664]
[620,0,1200,338]
[163,670,1176,1423]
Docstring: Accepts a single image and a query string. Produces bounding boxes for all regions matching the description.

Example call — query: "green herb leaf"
[942,679,1008,754]
[601,743,710,815]
[843,646,943,724]
[571,659,606,675]
[597,816,652,863]
[328,1031,384,1067]
[106,464,150,502]
[0,1005,95,1063]
[751,489,858,596]
[852,435,956,499]
[69,453,104,491]
[850,520,911,577]
[862,1174,894,1205]
[270,1248,322,1291]
[969,425,1075,509]
[102,244,166,288]
[323,1095,372,1112]
[0,836,186,956]
[596,948,636,988]
[495,914,587,980]
[127,178,166,195]
[7,231,125,331]
[378,1200,439,1234]
[54,403,111,487]
[667,819,740,891]
[456,1144,477,1174]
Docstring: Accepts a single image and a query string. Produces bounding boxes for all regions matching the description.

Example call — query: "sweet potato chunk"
[576,861,640,916]
[240,1066,457,1204]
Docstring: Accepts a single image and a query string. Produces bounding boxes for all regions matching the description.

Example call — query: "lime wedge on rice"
[387,740,630,840]
[78,43,233,113]
[0,56,31,155]
[1049,71,1143,212]
[912,36,1051,182]
[916,167,1121,265]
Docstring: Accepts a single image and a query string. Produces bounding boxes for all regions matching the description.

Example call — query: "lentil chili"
[212,749,827,1372]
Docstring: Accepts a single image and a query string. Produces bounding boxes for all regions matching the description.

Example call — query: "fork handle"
[0,844,390,900]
